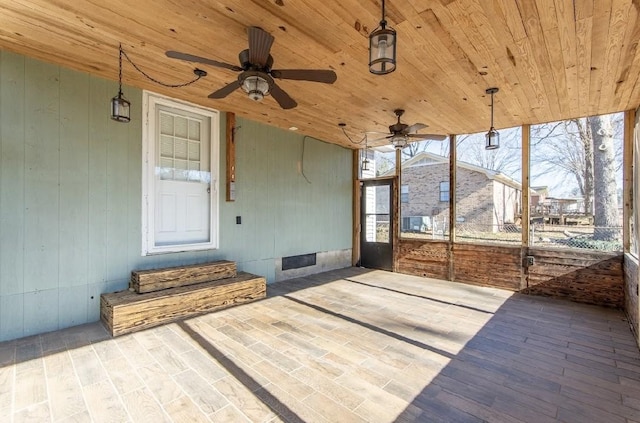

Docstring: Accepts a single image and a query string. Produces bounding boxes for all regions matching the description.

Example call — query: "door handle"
[207,187,211,194]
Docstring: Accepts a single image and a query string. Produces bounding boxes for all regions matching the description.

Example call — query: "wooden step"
[131,260,237,293]
[101,271,266,336]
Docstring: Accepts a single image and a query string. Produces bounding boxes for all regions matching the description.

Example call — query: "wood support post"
[394,148,401,272]
[226,112,236,201]
[449,134,456,281]
[624,109,635,252]
[521,124,531,289]
[352,149,361,266]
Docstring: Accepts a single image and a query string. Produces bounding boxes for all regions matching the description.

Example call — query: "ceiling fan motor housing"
[239,49,273,71]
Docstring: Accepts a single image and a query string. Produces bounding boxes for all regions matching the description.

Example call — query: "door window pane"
[364,185,390,243]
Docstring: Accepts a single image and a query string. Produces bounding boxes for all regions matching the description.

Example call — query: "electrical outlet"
[526,256,535,266]
[236,216,241,224]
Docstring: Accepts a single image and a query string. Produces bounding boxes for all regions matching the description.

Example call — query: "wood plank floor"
[1,267,640,422]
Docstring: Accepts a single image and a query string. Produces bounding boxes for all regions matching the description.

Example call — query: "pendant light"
[111,44,131,123]
[485,87,499,150]
[109,44,207,123]
[369,0,397,75]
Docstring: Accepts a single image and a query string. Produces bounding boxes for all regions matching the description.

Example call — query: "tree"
[531,113,622,239]
[402,140,436,159]
[590,114,619,240]
[455,128,522,180]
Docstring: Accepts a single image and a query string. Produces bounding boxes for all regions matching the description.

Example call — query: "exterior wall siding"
[400,163,495,229]
[0,51,352,341]
[493,182,521,227]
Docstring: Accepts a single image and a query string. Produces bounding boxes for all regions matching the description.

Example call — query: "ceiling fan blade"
[406,133,448,141]
[248,26,274,67]
[166,51,242,71]
[405,123,428,134]
[269,81,297,109]
[368,134,393,142]
[207,80,241,99]
[270,69,337,84]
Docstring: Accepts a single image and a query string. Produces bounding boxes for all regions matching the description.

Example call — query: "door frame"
[141,91,220,256]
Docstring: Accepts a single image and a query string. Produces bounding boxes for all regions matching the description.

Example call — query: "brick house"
[381,152,523,234]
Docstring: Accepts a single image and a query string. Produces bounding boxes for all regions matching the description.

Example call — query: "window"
[401,184,409,203]
[142,92,220,255]
[399,142,450,240]
[455,128,522,245]
[439,181,450,202]
[530,113,623,252]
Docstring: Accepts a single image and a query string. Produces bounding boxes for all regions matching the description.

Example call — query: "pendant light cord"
[490,91,494,128]
[118,44,124,95]
[119,44,205,88]
[340,125,367,145]
[380,0,387,27]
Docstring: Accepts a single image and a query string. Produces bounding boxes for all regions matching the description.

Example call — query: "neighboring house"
[530,186,549,210]
[379,152,523,233]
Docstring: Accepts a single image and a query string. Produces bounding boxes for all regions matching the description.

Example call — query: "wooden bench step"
[131,260,237,293]
[102,271,265,336]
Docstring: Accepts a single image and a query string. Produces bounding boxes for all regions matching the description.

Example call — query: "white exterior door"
[142,92,219,255]
[155,108,211,246]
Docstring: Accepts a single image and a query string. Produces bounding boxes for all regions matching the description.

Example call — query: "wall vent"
[282,253,317,270]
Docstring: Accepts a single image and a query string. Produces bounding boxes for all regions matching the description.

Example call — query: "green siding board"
[1,294,23,340]
[23,58,60,292]
[59,68,90,288]
[105,81,133,283]
[87,77,109,285]
[126,95,143,270]
[0,51,26,296]
[23,288,58,336]
[59,284,88,328]
[0,51,352,341]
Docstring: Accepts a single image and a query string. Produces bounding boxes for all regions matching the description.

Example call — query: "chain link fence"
[402,221,622,252]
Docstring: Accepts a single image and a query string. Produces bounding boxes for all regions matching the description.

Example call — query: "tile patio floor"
[1,267,639,422]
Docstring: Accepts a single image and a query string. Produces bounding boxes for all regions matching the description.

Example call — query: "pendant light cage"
[111,44,131,123]
[485,87,499,150]
[369,0,397,75]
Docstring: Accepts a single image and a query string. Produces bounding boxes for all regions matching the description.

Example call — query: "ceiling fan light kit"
[369,0,397,75]
[242,74,270,101]
[367,109,446,150]
[390,135,407,149]
[485,87,500,150]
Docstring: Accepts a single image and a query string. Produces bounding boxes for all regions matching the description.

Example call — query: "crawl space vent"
[282,253,317,271]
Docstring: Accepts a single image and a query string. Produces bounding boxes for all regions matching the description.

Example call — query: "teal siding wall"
[0,51,352,341]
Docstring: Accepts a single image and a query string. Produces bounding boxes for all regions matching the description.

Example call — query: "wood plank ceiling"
[0,0,639,149]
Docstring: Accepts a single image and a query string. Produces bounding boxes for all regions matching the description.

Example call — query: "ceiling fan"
[166,26,337,109]
[369,109,447,149]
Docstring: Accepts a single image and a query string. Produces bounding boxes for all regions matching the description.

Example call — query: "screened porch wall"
[0,50,352,341]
